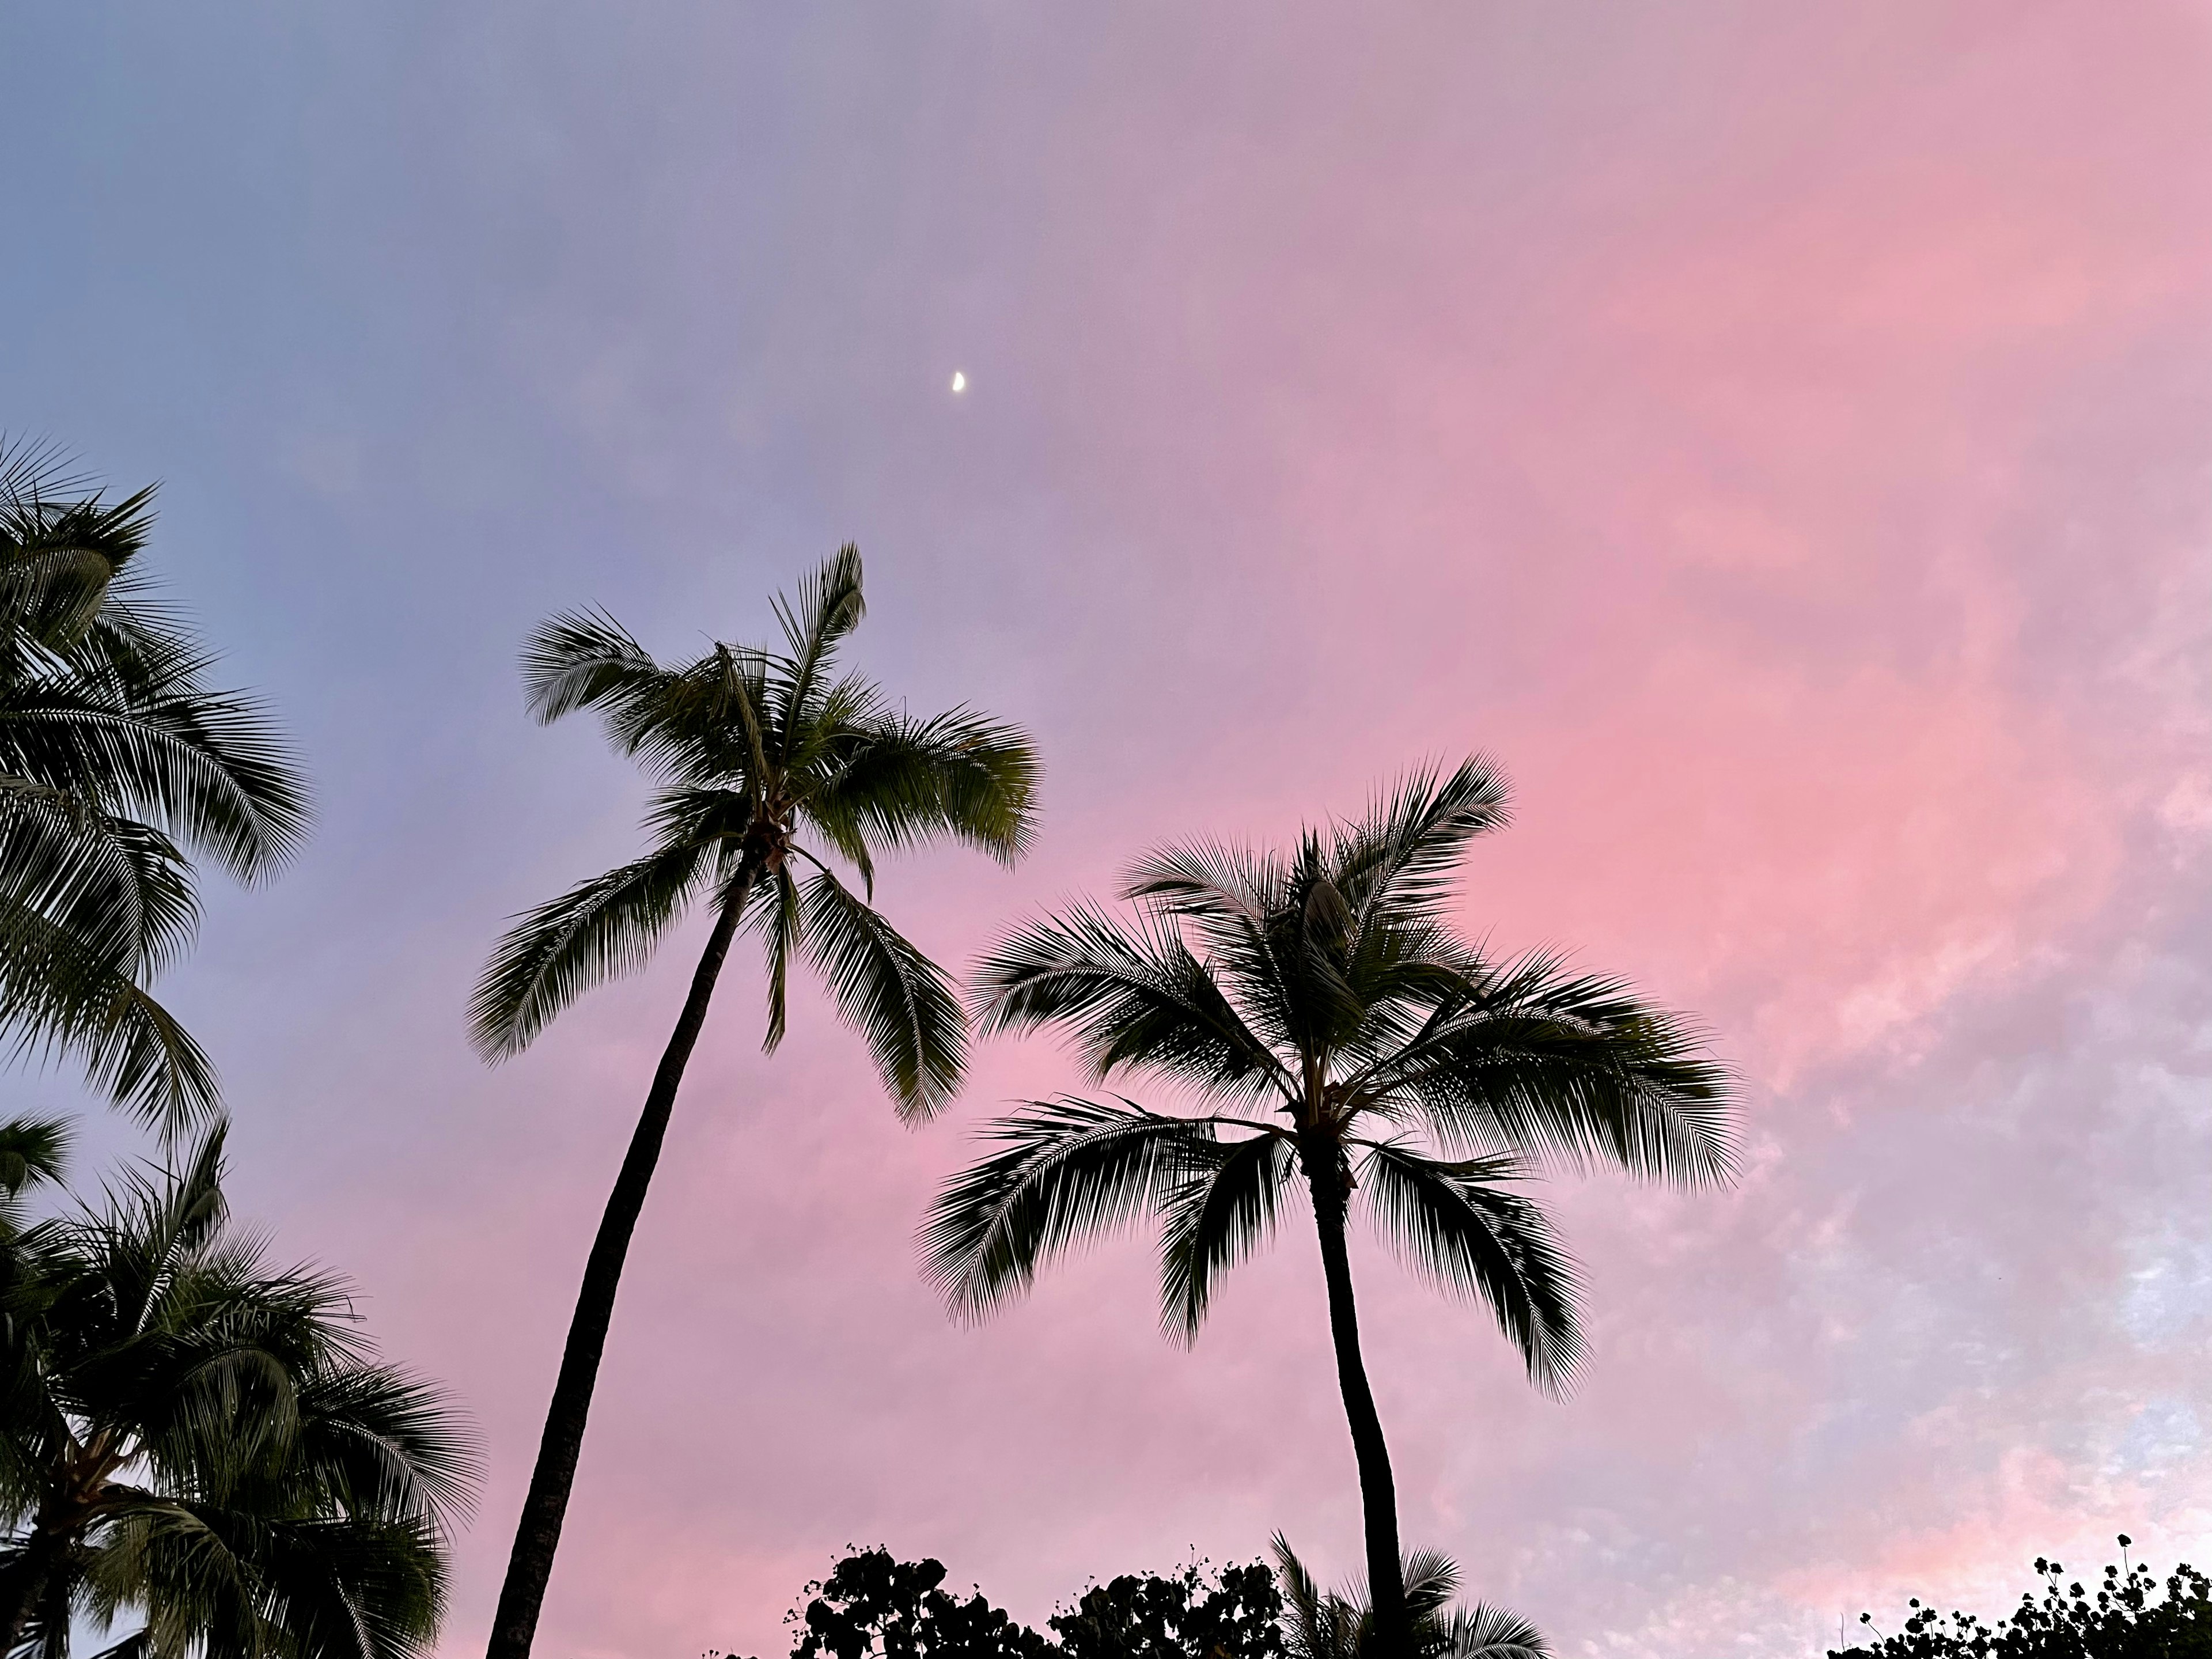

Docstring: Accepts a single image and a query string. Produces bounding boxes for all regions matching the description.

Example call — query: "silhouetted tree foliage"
[1050,1560,1283,1659]
[713,1549,1287,1659]
[787,1552,1051,1659]
[1831,1541,2212,1659]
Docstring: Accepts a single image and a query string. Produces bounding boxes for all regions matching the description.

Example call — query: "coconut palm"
[1270,1535,1544,1659]
[0,443,309,1128]
[924,760,1734,1658]
[469,546,1038,1659]
[0,1119,477,1659]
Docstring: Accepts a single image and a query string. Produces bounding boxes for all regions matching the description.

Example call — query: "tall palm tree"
[923,760,1734,1659]
[469,546,1039,1659]
[0,442,309,1128]
[1270,1534,1546,1659]
[0,1119,478,1659]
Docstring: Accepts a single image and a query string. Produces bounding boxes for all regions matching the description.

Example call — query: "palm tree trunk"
[1305,1154,1411,1659]
[485,875,753,1659]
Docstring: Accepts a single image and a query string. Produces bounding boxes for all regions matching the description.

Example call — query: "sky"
[5,4,2212,1656]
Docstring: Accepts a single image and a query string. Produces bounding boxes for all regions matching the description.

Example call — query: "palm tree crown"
[472,546,1038,1659]
[471,544,1035,1114]
[0,443,308,1127]
[925,758,1733,1656]
[0,1121,477,1659]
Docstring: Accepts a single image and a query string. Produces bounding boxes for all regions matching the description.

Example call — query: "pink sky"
[8,4,2212,1656]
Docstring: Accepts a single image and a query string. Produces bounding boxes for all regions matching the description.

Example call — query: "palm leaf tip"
[775,543,868,662]
[1328,755,1514,930]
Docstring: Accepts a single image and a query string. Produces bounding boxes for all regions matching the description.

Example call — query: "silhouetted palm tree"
[0,1120,476,1658]
[925,760,1733,1658]
[471,547,1038,1659]
[0,443,308,1127]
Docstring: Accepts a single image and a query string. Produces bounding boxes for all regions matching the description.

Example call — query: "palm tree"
[923,760,1735,1659]
[0,442,309,1128]
[0,1119,478,1659]
[1270,1535,1545,1659]
[469,546,1038,1659]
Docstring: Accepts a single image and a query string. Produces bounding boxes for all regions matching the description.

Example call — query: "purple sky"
[6,5,2212,1656]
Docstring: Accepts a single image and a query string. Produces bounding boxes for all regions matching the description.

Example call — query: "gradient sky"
[6,5,2212,1657]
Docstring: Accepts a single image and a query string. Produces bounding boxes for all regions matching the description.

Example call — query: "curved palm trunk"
[1304,1154,1411,1659]
[486,876,752,1659]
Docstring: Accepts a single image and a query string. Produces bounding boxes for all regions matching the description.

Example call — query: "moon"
[950,370,967,393]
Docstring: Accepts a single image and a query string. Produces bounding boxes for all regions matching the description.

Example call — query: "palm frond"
[1375,956,1737,1187]
[971,904,1291,1105]
[0,437,97,514]
[1434,1603,1548,1659]
[468,839,711,1060]
[705,643,777,787]
[1269,1536,1370,1659]
[0,789,201,979]
[1122,840,1293,1018]
[796,863,963,1119]
[150,1120,230,1260]
[161,1343,305,1488]
[770,543,866,755]
[518,609,663,728]
[1157,1127,1294,1342]
[1354,1141,1584,1396]
[0,948,220,1131]
[921,1098,1210,1319]
[1330,757,1512,940]
[806,705,1040,868]
[757,860,802,1054]
[1270,1535,1349,1659]
[0,668,308,881]
[293,1365,480,1531]
[1402,1548,1459,1622]
[1124,839,1286,927]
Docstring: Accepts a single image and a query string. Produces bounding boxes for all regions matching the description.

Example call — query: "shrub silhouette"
[1832,1539,2212,1658]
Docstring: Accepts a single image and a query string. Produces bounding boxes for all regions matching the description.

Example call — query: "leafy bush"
[1831,1540,2212,1658]
[787,1551,1052,1659]
[713,1549,1287,1659]
[1050,1560,1283,1659]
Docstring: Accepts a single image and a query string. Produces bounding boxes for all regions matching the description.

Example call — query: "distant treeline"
[715,1540,1545,1659]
